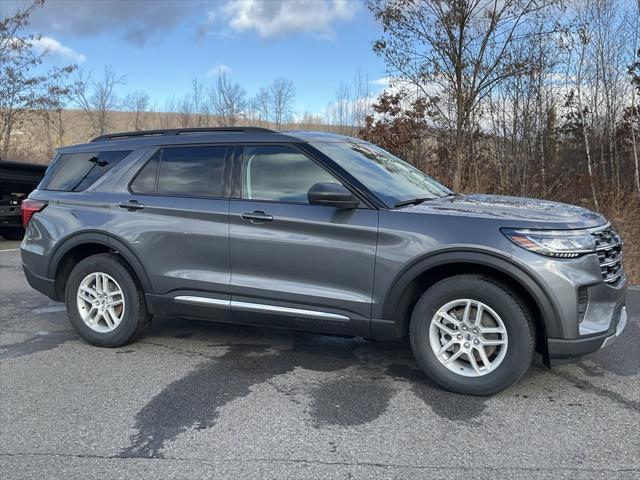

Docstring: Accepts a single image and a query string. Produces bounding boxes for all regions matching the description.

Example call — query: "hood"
[400,193,606,229]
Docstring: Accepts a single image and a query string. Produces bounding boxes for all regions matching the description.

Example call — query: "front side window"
[311,142,452,206]
[242,145,338,203]
[41,150,131,192]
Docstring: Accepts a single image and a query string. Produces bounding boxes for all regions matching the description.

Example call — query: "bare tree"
[252,86,272,126]
[0,0,75,159]
[297,111,325,129]
[368,0,563,190]
[270,77,296,128]
[70,66,125,136]
[349,69,373,128]
[208,73,247,126]
[176,95,194,128]
[326,70,374,134]
[124,90,150,131]
[190,77,208,127]
[250,78,295,128]
[328,83,351,134]
[628,47,640,195]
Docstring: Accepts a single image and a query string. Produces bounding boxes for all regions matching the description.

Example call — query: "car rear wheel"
[65,253,150,347]
[410,274,534,396]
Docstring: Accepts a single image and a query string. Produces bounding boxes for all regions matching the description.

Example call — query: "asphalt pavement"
[1,240,638,479]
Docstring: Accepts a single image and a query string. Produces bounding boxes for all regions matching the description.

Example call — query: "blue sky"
[5,0,389,116]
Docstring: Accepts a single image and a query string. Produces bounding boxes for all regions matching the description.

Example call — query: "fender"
[380,247,563,339]
[47,230,153,293]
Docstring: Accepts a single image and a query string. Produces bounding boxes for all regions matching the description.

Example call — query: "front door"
[228,144,378,336]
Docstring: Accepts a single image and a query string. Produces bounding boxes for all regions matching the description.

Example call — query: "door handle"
[118,200,145,211]
[241,211,273,223]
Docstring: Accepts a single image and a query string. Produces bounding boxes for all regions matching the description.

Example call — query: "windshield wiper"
[394,192,459,208]
[394,196,435,208]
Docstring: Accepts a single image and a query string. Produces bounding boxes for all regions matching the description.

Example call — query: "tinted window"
[130,150,160,194]
[242,145,337,203]
[156,146,226,197]
[41,150,131,192]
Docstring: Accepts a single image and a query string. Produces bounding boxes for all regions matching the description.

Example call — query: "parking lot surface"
[1,240,639,479]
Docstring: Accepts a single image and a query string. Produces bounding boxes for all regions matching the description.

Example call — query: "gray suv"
[20,127,627,395]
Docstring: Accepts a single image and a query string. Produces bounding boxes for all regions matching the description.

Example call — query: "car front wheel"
[410,274,535,396]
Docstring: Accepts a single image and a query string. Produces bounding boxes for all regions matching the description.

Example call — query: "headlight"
[501,228,595,258]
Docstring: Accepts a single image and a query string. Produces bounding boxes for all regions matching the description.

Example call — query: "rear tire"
[65,253,150,347]
[410,274,534,396]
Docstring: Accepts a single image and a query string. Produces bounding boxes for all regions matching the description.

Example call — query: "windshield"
[311,142,452,207]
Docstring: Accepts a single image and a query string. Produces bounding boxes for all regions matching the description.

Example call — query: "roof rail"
[90,127,275,143]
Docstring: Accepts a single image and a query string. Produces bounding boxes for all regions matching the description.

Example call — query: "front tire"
[410,274,534,396]
[65,253,150,347]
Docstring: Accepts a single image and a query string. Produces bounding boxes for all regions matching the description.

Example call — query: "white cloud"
[210,0,359,39]
[207,64,232,77]
[369,77,391,87]
[29,36,86,63]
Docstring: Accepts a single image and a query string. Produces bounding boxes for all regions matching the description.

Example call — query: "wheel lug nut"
[464,342,470,348]
[474,339,480,345]
[457,334,463,340]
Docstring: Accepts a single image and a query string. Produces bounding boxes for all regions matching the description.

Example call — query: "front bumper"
[548,305,627,358]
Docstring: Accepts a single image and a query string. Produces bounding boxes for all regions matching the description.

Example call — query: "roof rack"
[90,127,275,143]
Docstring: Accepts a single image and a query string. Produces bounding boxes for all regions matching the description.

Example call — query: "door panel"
[229,203,378,335]
[110,195,230,295]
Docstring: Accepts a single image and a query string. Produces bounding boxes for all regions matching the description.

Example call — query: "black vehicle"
[0,160,46,240]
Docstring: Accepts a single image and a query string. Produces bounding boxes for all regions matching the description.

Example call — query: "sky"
[3,0,389,117]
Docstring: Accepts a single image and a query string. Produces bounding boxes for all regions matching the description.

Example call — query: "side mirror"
[307,182,359,210]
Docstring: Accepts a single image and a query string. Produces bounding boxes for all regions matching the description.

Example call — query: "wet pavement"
[1,242,638,479]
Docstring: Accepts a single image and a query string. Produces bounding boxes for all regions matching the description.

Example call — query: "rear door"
[109,145,233,321]
[227,144,379,336]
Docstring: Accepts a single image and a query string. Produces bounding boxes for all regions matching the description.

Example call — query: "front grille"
[592,225,624,285]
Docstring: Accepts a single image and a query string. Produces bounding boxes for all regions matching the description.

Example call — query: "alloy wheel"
[429,299,508,377]
[76,272,126,333]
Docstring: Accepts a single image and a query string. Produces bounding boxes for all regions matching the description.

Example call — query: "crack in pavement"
[1,451,639,474]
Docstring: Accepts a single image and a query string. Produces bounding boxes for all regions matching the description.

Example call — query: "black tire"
[409,274,535,396]
[0,227,24,241]
[65,253,151,347]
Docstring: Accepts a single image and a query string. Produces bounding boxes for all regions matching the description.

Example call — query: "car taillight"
[21,199,47,228]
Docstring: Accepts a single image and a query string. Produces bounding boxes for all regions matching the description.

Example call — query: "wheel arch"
[381,249,562,362]
[48,231,153,301]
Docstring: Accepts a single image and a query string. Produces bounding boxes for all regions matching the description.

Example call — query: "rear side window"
[41,150,131,192]
[130,146,227,197]
[129,150,160,194]
[158,146,226,197]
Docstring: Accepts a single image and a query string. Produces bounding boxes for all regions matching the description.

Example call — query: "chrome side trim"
[173,296,350,322]
[231,301,350,321]
[174,296,231,307]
